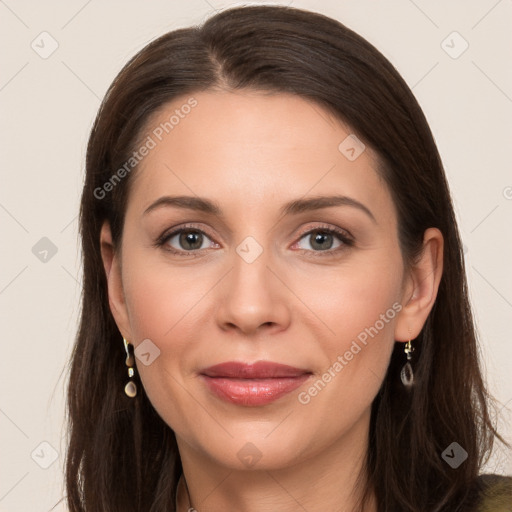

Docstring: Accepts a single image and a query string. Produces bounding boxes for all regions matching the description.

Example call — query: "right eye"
[155,224,219,256]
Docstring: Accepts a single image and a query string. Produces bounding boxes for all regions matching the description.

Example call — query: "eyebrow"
[143,194,376,223]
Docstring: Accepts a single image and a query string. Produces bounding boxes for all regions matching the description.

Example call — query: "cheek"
[292,253,402,410]
[293,251,402,348]
[121,253,207,425]
[123,253,209,341]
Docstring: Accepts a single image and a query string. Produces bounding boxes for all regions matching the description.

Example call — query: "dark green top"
[471,474,512,511]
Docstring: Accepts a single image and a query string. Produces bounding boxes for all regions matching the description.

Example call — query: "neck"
[175,410,376,512]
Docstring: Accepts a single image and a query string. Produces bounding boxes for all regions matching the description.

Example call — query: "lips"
[199,361,312,406]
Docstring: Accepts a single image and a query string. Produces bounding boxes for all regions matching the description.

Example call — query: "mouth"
[199,361,313,406]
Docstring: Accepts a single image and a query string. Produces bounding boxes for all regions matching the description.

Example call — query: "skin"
[100,89,444,512]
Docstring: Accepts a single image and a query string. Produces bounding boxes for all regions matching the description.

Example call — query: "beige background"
[1,1,511,510]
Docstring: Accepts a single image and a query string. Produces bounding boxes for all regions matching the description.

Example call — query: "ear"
[394,227,444,342]
[100,221,132,340]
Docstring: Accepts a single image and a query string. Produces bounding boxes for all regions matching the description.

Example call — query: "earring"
[123,337,137,398]
[400,339,414,388]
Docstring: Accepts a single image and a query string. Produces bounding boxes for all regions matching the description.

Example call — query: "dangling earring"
[400,339,414,388]
[123,337,137,398]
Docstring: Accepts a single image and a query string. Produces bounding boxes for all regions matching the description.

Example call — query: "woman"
[65,5,511,511]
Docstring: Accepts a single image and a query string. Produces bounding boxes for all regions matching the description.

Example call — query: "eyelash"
[154,223,354,258]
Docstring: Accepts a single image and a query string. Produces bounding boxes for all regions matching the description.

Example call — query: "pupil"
[313,232,332,250]
[181,231,202,250]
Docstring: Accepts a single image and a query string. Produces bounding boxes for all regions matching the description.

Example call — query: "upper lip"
[200,361,311,379]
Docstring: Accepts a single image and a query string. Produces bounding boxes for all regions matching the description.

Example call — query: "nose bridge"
[215,229,290,333]
[230,232,274,297]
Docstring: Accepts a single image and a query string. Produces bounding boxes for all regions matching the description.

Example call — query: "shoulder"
[470,473,512,512]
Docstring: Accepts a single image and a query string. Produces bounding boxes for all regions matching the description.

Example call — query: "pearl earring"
[123,337,137,398]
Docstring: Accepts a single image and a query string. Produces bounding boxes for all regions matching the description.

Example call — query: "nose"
[215,245,291,337]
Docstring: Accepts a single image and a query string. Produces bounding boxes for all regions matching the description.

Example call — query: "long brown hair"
[65,5,504,511]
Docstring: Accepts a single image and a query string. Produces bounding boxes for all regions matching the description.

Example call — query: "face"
[108,89,411,471]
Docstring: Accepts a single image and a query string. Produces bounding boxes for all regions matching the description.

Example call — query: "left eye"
[294,229,348,252]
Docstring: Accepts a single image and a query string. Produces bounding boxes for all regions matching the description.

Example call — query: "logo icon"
[441,442,468,469]
[237,442,263,468]
[441,32,469,59]
[31,441,59,469]
[338,134,366,161]
[134,338,161,366]
[236,236,263,264]
[32,237,58,263]
[31,32,59,59]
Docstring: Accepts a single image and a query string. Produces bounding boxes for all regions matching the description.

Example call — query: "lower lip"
[200,374,311,406]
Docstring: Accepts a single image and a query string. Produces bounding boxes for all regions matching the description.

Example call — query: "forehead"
[127,90,393,221]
